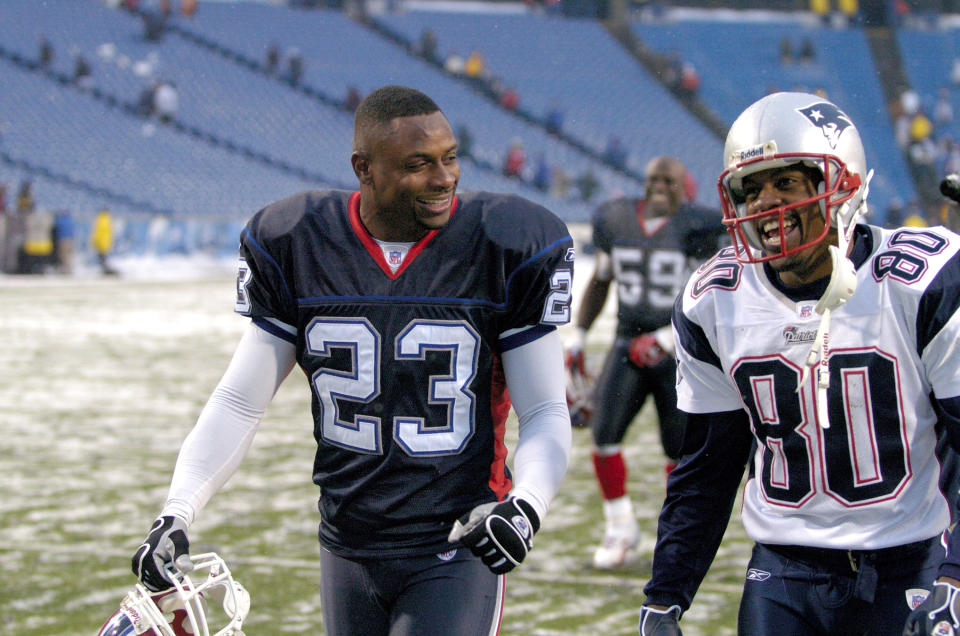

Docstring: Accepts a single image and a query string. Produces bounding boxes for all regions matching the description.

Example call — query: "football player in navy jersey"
[639,92,960,636]
[566,155,723,569]
[130,85,574,635]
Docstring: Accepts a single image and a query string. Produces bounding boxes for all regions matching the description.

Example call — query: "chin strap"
[796,170,872,428]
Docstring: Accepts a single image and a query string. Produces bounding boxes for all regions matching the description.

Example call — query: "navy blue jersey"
[234,189,574,558]
[590,199,723,337]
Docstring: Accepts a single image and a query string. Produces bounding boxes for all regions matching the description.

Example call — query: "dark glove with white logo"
[639,605,683,635]
[448,496,540,574]
[131,515,193,592]
[903,580,960,636]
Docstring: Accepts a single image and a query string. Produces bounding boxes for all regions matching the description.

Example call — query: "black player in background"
[129,85,575,635]
[565,155,724,569]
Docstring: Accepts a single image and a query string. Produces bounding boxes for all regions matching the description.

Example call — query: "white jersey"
[674,224,960,549]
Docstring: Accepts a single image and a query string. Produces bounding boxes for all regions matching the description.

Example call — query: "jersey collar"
[348,191,458,280]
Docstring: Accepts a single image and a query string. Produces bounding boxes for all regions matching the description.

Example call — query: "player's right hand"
[639,604,682,635]
[564,328,587,377]
[564,329,593,428]
[628,333,668,368]
[902,580,960,636]
[131,515,193,592]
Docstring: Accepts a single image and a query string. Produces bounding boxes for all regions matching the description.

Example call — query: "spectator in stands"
[287,48,304,87]
[952,57,960,87]
[52,209,75,275]
[533,153,552,192]
[576,168,600,202]
[153,80,179,123]
[499,86,520,111]
[797,36,815,63]
[465,49,486,82]
[265,42,279,75]
[545,104,565,135]
[677,61,700,100]
[17,179,35,215]
[91,207,118,276]
[142,8,166,42]
[343,85,362,112]
[503,138,526,179]
[604,135,628,170]
[779,36,793,64]
[0,183,7,274]
[73,52,93,89]
[444,50,465,76]
[943,137,960,176]
[136,81,156,118]
[885,196,906,228]
[935,87,954,129]
[455,124,473,159]
[39,36,54,69]
[19,206,55,275]
[417,28,439,64]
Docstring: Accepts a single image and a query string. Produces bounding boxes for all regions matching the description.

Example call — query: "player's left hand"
[448,496,540,574]
[628,333,667,368]
[903,580,960,636]
[639,604,682,635]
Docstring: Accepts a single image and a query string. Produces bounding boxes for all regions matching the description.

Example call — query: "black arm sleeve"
[642,408,753,611]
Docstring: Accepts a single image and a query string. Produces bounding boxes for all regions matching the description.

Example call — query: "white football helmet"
[97,552,249,636]
[717,91,870,264]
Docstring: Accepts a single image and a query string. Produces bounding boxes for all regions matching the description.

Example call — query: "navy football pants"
[591,338,684,460]
[319,546,504,635]
[738,539,942,635]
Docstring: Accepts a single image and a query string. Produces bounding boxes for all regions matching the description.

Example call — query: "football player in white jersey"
[639,92,960,635]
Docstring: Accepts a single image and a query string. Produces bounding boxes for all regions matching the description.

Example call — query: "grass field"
[0,267,749,635]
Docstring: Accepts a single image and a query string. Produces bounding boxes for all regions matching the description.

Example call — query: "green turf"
[0,275,747,635]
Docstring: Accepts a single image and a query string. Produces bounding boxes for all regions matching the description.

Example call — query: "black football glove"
[448,496,540,574]
[903,581,960,636]
[639,604,683,635]
[131,515,193,592]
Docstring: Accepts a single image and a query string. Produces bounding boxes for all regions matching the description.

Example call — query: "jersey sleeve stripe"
[252,316,296,344]
[242,226,295,308]
[498,324,556,352]
[917,250,960,355]
[672,294,722,370]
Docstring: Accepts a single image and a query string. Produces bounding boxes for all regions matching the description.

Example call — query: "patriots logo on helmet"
[797,102,853,149]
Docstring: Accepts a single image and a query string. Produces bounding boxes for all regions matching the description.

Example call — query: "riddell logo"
[733,146,764,163]
[730,141,777,165]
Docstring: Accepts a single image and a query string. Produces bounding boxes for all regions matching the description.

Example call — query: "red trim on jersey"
[347,191,458,280]
[488,353,513,500]
[635,199,670,237]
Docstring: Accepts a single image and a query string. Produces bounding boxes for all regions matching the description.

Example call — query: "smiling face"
[644,156,687,217]
[352,111,460,242]
[740,164,836,286]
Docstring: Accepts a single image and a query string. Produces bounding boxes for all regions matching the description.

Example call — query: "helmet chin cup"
[815,244,858,315]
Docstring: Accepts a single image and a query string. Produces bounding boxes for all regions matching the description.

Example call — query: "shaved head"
[353,85,443,153]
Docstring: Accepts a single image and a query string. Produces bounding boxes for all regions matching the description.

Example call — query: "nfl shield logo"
[389,250,402,266]
[906,588,930,609]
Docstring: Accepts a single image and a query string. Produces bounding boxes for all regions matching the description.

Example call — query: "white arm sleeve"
[500,329,572,523]
[161,322,297,525]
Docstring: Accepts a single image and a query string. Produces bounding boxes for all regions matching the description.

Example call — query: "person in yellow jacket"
[91,208,117,275]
